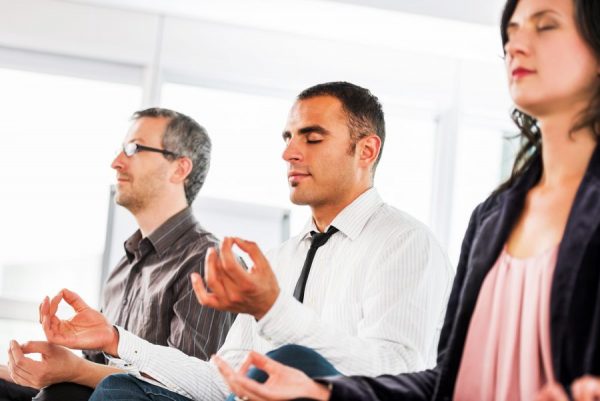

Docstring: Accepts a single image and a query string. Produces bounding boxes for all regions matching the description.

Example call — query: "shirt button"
[122,299,127,305]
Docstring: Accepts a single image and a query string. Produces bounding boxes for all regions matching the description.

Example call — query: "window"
[447,123,518,264]
[161,83,312,233]
[0,67,141,309]
[162,84,437,235]
[376,115,436,225]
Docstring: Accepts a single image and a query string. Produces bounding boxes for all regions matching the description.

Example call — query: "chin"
[289,191,311,206]
[511,93,550,118]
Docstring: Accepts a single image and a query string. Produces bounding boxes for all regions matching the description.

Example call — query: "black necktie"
[293,226,339,303]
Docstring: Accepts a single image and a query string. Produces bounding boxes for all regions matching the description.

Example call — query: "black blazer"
[327,145,600,401]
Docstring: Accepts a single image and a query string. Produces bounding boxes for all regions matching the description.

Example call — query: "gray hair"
[132,107,211,205]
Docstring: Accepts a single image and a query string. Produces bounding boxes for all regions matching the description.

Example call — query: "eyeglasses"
[121,142,179,158]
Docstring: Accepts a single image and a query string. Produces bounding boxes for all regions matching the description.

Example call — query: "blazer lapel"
[551,145,600,377]
[438,159,542,395]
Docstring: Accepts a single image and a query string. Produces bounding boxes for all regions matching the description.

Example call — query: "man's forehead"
[125,116,168,143]
[285,96,345,128]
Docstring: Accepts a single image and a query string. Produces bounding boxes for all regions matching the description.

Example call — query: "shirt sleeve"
[116,326,230,401]
[316,201,485,400]
[256,226,454,376]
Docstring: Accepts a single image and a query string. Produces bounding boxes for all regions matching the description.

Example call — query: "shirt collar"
[123,207,196,261]
[297,187,383,242]
[147,207,196,258]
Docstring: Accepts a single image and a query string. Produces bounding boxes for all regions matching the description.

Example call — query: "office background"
[0,0,514,363]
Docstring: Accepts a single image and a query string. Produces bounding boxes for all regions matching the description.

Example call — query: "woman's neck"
[537,112,597,188]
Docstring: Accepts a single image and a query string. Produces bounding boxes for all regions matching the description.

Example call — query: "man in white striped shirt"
[38,82,454,401]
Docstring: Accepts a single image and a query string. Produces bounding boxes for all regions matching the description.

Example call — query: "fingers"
[38,297,49,324]
[205,247,239,302]
[572,376,600,401]
[238,353,255,376]
[232,238,270,272]
[536,382,569,401]
[20,341,52,355]
[48,291,63,317]
[205,248,227,293]
[230,374,277,401]
[213,356,267,401]
[39,296,52,324]
[60,289,90,312]
[190,271,220,309]
[8,341,40,387]
[245,351,284,374]
[218,238,252,283]
[40,295,62,341]
[212,355,244,394]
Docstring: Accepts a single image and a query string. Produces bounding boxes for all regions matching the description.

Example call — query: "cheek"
[550,39,599,84]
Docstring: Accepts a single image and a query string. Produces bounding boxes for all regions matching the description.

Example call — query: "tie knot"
[309,226,338,249]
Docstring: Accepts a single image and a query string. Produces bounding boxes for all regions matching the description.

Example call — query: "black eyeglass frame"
[122,143,179,158]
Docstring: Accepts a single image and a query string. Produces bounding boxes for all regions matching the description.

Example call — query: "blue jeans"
[89,374,192,401]
[90,345,339,401]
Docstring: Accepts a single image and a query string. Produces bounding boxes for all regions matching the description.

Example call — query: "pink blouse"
[453,245,559,401]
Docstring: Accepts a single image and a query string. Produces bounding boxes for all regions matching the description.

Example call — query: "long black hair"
[496,0,600,193]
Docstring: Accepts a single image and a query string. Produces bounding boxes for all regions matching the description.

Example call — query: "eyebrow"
[127,138,147,144]
[282,125,330,140]
[508,9,562,28]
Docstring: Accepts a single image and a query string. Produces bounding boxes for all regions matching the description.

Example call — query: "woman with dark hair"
[213,0,600,399]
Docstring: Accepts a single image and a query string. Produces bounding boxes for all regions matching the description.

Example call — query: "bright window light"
[0,67,141,305]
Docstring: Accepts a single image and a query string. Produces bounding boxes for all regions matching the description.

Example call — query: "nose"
[111,150,127,171]
[504,29,530,61]
[282,137,302,163]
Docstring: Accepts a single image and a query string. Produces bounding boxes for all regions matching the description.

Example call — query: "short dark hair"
[497,0,600,193]
[132,107,211,205]
[297,81,386,171]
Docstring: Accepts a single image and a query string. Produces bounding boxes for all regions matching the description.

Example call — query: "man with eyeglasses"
[1,108,235,401]
[32,82,454,401]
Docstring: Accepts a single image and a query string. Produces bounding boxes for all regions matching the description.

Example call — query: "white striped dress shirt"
[115,188,454,400]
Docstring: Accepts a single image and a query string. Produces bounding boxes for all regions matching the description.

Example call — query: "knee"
[266,344,322,363]
[89,374,137,401]
[97,373,136,390]
[34,382,93,401]
[265,345,339,378]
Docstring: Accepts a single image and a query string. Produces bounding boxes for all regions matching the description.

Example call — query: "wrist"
[105,326,120,357]
[255,288,280,321]
[308,381,332,401]
[70,356,91,384]
[0,365,13,382]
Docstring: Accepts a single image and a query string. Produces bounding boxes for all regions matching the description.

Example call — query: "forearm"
[116,327,228,400]
[72,359,124,388]
[0,364,13,382]
[321,369,438,401]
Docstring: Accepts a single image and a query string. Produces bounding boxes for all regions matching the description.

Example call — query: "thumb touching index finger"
[47,292,63,317]
[20,341,52,355]
[61,289,90,312]
[231,238,269,269]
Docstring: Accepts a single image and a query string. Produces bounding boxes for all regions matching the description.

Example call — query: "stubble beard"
[115,187,145,214]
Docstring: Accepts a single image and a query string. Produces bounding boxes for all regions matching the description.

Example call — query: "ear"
[357,134,381,169]
[170,156,193,184]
